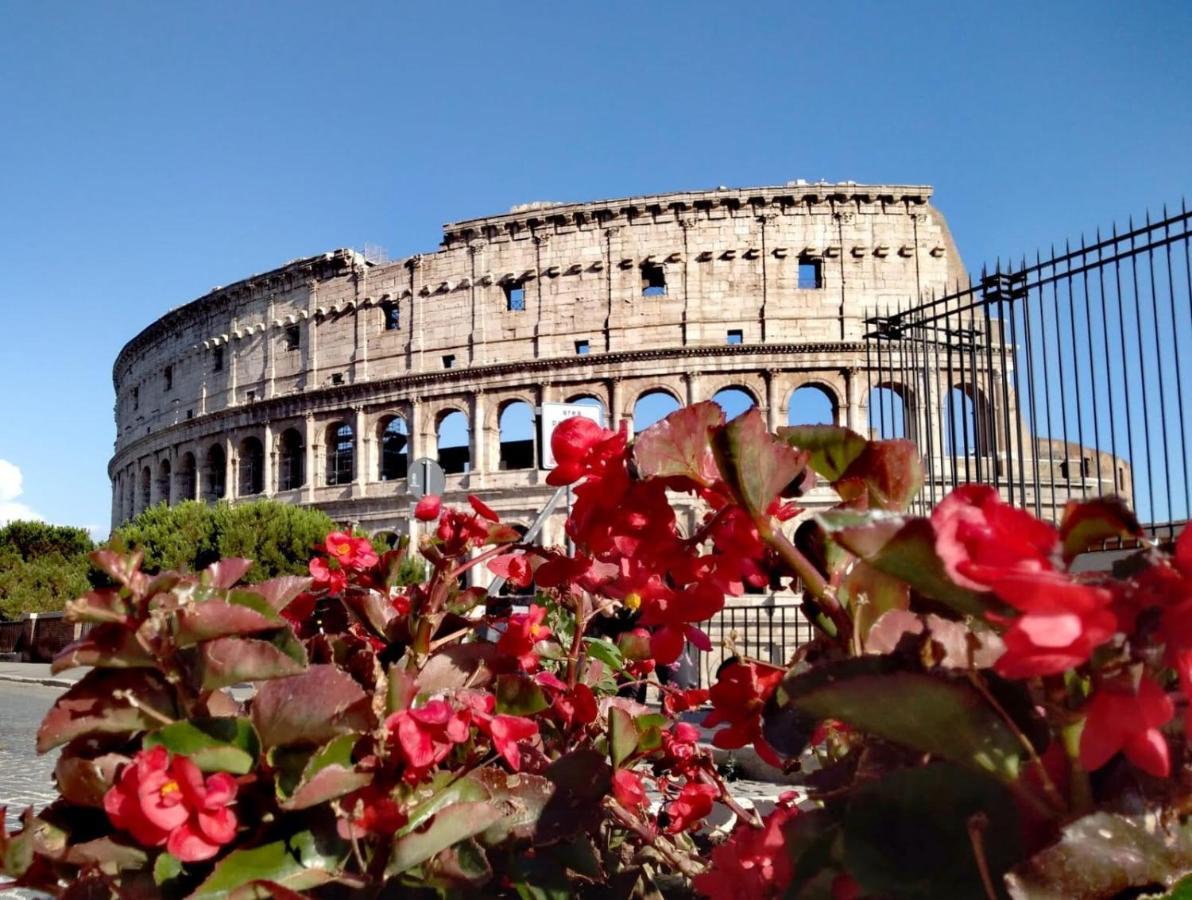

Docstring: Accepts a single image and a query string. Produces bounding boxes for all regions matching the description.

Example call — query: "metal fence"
[0,613,90,662]
[865,202,1192,538]
[694,603,814,688]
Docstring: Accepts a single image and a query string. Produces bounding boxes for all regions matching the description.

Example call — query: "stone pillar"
[166,450,177,507]
[265,302,276,400]
[764,371,781,432]
[354,407,368,496]
[844,369,861,433]
[229,331,239,407]
[408,400,422,466]
[263,422,274,497]
[304,414,317,502]
[684,372,700,406]
[609,378,624,431]
[471,393,486,475]
[225,437,237,500]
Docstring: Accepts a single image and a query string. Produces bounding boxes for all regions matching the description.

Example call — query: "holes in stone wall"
[499,401,535,471]
[238,437,265,496]
[326,423,355,486]
[437,411,471,474]
[379,416,409,481]
[798,257,823,289]
[504,281,526,312]
[279,429,305,490]
[641,262,667,297]
[788,384,837,426]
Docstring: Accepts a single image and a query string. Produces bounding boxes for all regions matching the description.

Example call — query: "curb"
[0,673,75,690]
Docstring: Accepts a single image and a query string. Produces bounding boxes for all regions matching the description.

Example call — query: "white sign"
[540,402,605,469]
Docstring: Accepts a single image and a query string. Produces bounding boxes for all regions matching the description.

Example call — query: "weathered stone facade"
[110,182,970,542]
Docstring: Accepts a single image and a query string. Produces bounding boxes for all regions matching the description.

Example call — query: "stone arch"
[204,444,227,501]
[238,436,265,496]
[326,421,355,486]
[710,385,759,421]
[564,393,608,427]
[944,383,996,457]
[140,466,152,511]
[176,451,197,501]
[498,399,536,471]
[278,428,305,491]
[377,415,410,481]
[867,382,915,441]
[436,408,471,474]
[156,458,172,505]
[631,386,682,434]
[787,382,839,426]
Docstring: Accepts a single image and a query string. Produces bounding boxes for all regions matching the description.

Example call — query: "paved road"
[0,684,59,898]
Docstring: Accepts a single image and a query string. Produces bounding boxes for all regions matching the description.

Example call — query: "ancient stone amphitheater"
[110,181,974,545]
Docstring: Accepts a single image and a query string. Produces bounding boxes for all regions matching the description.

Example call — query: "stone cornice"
[109,341,865,474]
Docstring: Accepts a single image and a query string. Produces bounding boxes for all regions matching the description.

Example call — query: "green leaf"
[845,763,1021,900]
[466,767,556,845]
[399,773,491,838]
[632,400,724,484]
[713,408,808,518]
[154,852,184,886]
[582,637,624,672]
[818,511,989,617]
[840,559,910,643]
[1059,495,1143,564]
[387,802,503,876]
[608,706,637,768]
[36,669,179,753]
[1005,812,1192,900]
[277,733,370,811]
[779,424,867,481]
[495,675,549,716]
[776,657,1022,781]
[191,830,347,899]
[175,591,284,647]
[251,664,374,749]
[195,629,307,690]
[634,713,668,754]
[145,717,260,775]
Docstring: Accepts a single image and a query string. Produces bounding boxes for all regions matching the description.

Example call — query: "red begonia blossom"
[414,494,442,521]
[387,699,471,773]
[478,713,539,771]
[703,662,784,767]
[989,571,1117,678]
[613,768,648,811]
[664,781,718,834]
[496,604,552,672]
[546,416,628,487]
[933,484,1058,590]
[325,531,379,572]
[309,556,347,595]
[1080,676,1174,777]
[468,495,500,522]
[693,799,799,899]
[488,552,534,588]
[551,682,598,729]
[103,746,238,863]
[339,785,407,838]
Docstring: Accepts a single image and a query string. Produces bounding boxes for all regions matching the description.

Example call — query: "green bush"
[0,521,95,619]
[111,500,336,581]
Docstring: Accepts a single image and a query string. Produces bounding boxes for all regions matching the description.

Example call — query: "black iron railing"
[866,203,1192,539]
[694,603,813,688]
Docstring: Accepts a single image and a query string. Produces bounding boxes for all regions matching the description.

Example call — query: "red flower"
[468,495,500,522]
[665,781,718,833]
[103,746,238,862]
[988,572,1117,678]
[933,485,1058,590]
[662,688,710,717]
[703,662,785,767]
[693,801,798,899]
[613,768,647,810]
[309,556,347,594]
[339,785,407,838]
[414,494,442,521]
[280,591,317,629]
[387,699,471,772]
[488,552,534,588]
[479,714,539,771]
[325,531,379,572]
[546,416,627,486]
[553,682,598,729]
[1080,676,1174,777]
[496,604,553,672]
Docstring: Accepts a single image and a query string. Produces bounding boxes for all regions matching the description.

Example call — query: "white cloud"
[0,459,42,524]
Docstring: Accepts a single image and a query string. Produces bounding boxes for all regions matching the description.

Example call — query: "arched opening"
[278,429,305,491]
[564,394,608,427]
[140,467,151,511]
[437,410,471,474]
[632,389,681,434]
[867,385,911,440]
[788,384,838,426]
[944,385,995,458]
[378,416,409,481]
[238,437,265,496]
[205,445,226,501]
[176,452,197,501]
[499,401,536,471]
[156,459,172,505]
[711,386,758,422]
[373,530,399,550]
[326,422,355,486]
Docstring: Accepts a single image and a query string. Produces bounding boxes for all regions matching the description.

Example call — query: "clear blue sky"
[1,1,1189,535]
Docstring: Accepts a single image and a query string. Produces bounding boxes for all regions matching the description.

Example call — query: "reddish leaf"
[254,575,314,612]
[63,589,131,625]
[342,588,397,637]
[779,424,868,481]
[37,669,179,753]
[51,623,155,674]
[418,642,499,694]
[54,751,128,807]
[1059,496,1143,564]
[278,734,370,811]
[204,557,254,589]
[841,561,910,643]
[632,401,724,485]
[713,408,808,518]
[196,631,307,690]
[89,549,143,588]
[835,440,923,512]
[252,664,374,749]
[175,593,283,647]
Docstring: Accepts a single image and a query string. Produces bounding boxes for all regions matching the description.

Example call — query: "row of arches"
[867,383,997,456]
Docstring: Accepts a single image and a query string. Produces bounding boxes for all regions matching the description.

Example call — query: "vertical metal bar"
[918,312,938,510]
[1095,228,1121,498]
[982,284,1001,496]
[1079,234,1104,494]
[1145,211,1175,528]
[994,286,1017,506]
[1035,252,1060,519]
[1050,246,1075,508]
[1114,221,1142,516]
[1180,200,1192,520]
[865,307,874,438]
[945,292,958,488]
[1161,206,1190,523]
[1129,217,1158,525]
[1012,262,1040,515]
[1065,240,1089,500]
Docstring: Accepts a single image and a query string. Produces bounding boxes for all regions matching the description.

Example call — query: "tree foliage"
[0,521,95,619]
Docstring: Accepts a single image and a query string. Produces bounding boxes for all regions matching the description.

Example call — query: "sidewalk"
[0,662,81,690]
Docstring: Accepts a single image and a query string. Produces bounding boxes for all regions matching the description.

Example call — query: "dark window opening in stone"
[327,423,355,486]
[641,262,667,297]
[177,452,197,501]
[140,467,151,510]
[798,257,823,289]
[286,325,301,350]
[186,409,194,420]
[442,354,455,369]
[727,329,743,345]
[205,445,226,501]
[213,347,224,372]
[575,339,590,355]
[156,459,171,505]
[279,429,305,491]
[504,282,526,312]
[164,365,173,391]
[132,387,139,410]
[331,373,344,385]
[382,302,400,331]
[379,417,409,481]
[238,437,264,496]
[437,410,471,474]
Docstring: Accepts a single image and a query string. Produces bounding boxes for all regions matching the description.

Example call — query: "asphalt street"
[0,684,59,898]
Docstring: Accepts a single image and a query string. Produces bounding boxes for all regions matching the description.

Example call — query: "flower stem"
[966,813,999,900]
[605,799,705,880]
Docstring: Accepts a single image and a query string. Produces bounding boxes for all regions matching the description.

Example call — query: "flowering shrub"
[2,403,1191,898]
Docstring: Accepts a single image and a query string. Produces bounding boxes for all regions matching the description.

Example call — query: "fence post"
[27,612,38,662]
